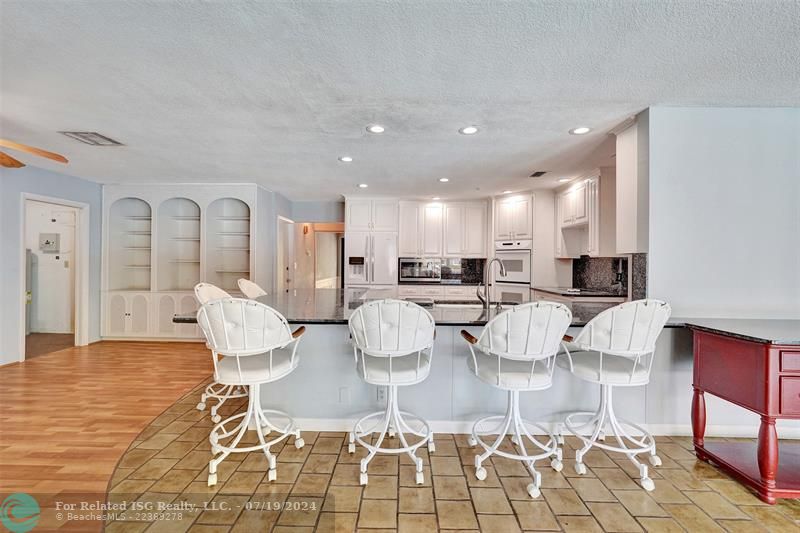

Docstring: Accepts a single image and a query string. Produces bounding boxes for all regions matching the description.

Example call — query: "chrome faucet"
[477,257,506,312]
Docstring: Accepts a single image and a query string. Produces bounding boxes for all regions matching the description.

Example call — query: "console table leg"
[757,416,778,495]
[691,387,707,459]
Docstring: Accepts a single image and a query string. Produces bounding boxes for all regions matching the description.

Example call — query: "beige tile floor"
[102,387,800,532]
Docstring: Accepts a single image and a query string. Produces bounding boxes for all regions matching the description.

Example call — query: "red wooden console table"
[689,319,800,504]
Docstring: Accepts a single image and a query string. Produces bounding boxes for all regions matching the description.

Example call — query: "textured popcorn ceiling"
[1,1,798,200]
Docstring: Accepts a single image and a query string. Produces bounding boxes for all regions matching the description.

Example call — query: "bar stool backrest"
[195,282,231,304]
[573,299,671,358]
[349,299,435,357]
[237,278,267,299]
[197,298,293,356]
[477,301,572,360]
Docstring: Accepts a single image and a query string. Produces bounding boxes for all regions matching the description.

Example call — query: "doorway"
[276,216,295,292]
[23,199,78,358]
[315,231,344,288]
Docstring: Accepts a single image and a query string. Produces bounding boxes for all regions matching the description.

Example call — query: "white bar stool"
[461,301,573,499]
[196,297,306,486]
[557,299,671,491]
[237,278,268,299]
[347,299,436,486]
[194,282,247,422]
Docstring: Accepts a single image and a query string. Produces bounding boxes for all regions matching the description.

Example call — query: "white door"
[495,201,514,240]
[346,200,372,231]
[463,203,486,257]
[371,200,399,232]
[370,233,398,285]
[512,196,533,239]
[421,204,443,256]
[130,294,150,335]
[157,294,176,336]
[444,204,464,257]
[345,232,370,285]
[277,218,294,291]
[398,202,421,256]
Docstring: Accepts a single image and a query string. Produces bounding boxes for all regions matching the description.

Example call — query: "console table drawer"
[780,377,800,415]
[781,351,800,372]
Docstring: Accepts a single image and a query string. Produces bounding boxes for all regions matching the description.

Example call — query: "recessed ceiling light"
[439,178,449,183]
[569,127,592,135]
[459,126,479,135]
[558,178,571,183]
[503,190,512,194]
[338,156,353,162]
[366,124,385,134]
[432,197,440,200]
[358,183,368,189]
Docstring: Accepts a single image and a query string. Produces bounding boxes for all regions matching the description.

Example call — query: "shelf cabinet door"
[572,182,588,225]
[130,294,150,335]
[178,294,201,338]
[421,204,443,256]
[107,294,128,336]
[346,200,373,231]
[371,200,399,232]
[463,203,487,256]
[398,202,421,256]
[157,294,177,336]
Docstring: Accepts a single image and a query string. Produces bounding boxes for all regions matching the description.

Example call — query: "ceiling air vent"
[60,132,124,146]
[529,171,547,178]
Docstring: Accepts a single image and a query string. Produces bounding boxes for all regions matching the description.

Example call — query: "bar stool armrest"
[292,326,306,339]
[461,330,478,344]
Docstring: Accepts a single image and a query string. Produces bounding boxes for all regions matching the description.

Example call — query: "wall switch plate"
[376,387,386,403]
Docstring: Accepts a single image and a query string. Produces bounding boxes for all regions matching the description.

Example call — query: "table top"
[685,318,800,345]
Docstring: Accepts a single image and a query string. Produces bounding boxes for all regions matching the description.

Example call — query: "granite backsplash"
[572,254,648,299]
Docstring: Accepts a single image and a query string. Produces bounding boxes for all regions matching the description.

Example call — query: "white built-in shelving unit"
[102,185,265,340]
[206,198,251,292]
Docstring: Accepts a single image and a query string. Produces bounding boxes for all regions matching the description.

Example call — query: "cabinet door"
[345,232,370,285]
[443,204,464,256]
[157,294,177,336]
[586,179,599,256]
[130,294,150,335]
[421,204,443,256]
[371,233,398,285]
[346,200,372,231]
[398,202,421,256]
[561,191,575,225]
[107,294,128,336]
[494,201,514,240]
[371,200,398,232]
[463,203,487,256]
[512,197,533,239]
[573,182,588,225]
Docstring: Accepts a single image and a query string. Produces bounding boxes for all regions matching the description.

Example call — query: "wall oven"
[494,240,532,285]
[398,258,442,283]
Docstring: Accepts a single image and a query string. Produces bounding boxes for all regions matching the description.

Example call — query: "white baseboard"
[294,418,800,439]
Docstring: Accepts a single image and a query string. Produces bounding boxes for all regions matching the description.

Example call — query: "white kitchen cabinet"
[555,168,618,258]
[104,292,151,337]
[398,201,443,257]
[398,202,422,256]
[559,182,588,228]
[445,202,487,257]
[495,195,532,241]
[346,199,398,232]
[155,293,201,338]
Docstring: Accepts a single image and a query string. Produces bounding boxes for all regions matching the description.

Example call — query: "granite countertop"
[533,287,628,298]
[173,288,621,327]
[684,318,800,345]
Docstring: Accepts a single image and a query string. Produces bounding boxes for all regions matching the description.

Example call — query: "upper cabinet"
[445,202,487,257]
[494,195,532,241]
[614,111,649,253]
[346,199,398,232]
[555,168,618,258]
[399,201,443,256]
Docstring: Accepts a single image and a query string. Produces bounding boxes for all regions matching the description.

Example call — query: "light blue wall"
[0,166,103,364]
[291,201,344,223]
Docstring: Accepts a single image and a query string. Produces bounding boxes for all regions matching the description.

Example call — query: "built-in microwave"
[398,258,442,283]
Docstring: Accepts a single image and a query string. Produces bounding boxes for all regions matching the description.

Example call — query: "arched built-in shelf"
[157,198,201,291]
[206,198,251,291]
[109,197,152,291]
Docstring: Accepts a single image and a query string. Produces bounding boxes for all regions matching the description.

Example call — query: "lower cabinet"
[104,291,202,339]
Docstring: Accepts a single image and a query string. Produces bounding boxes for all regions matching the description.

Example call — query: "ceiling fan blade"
[0,150,26,168]
[0,138,68,163]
